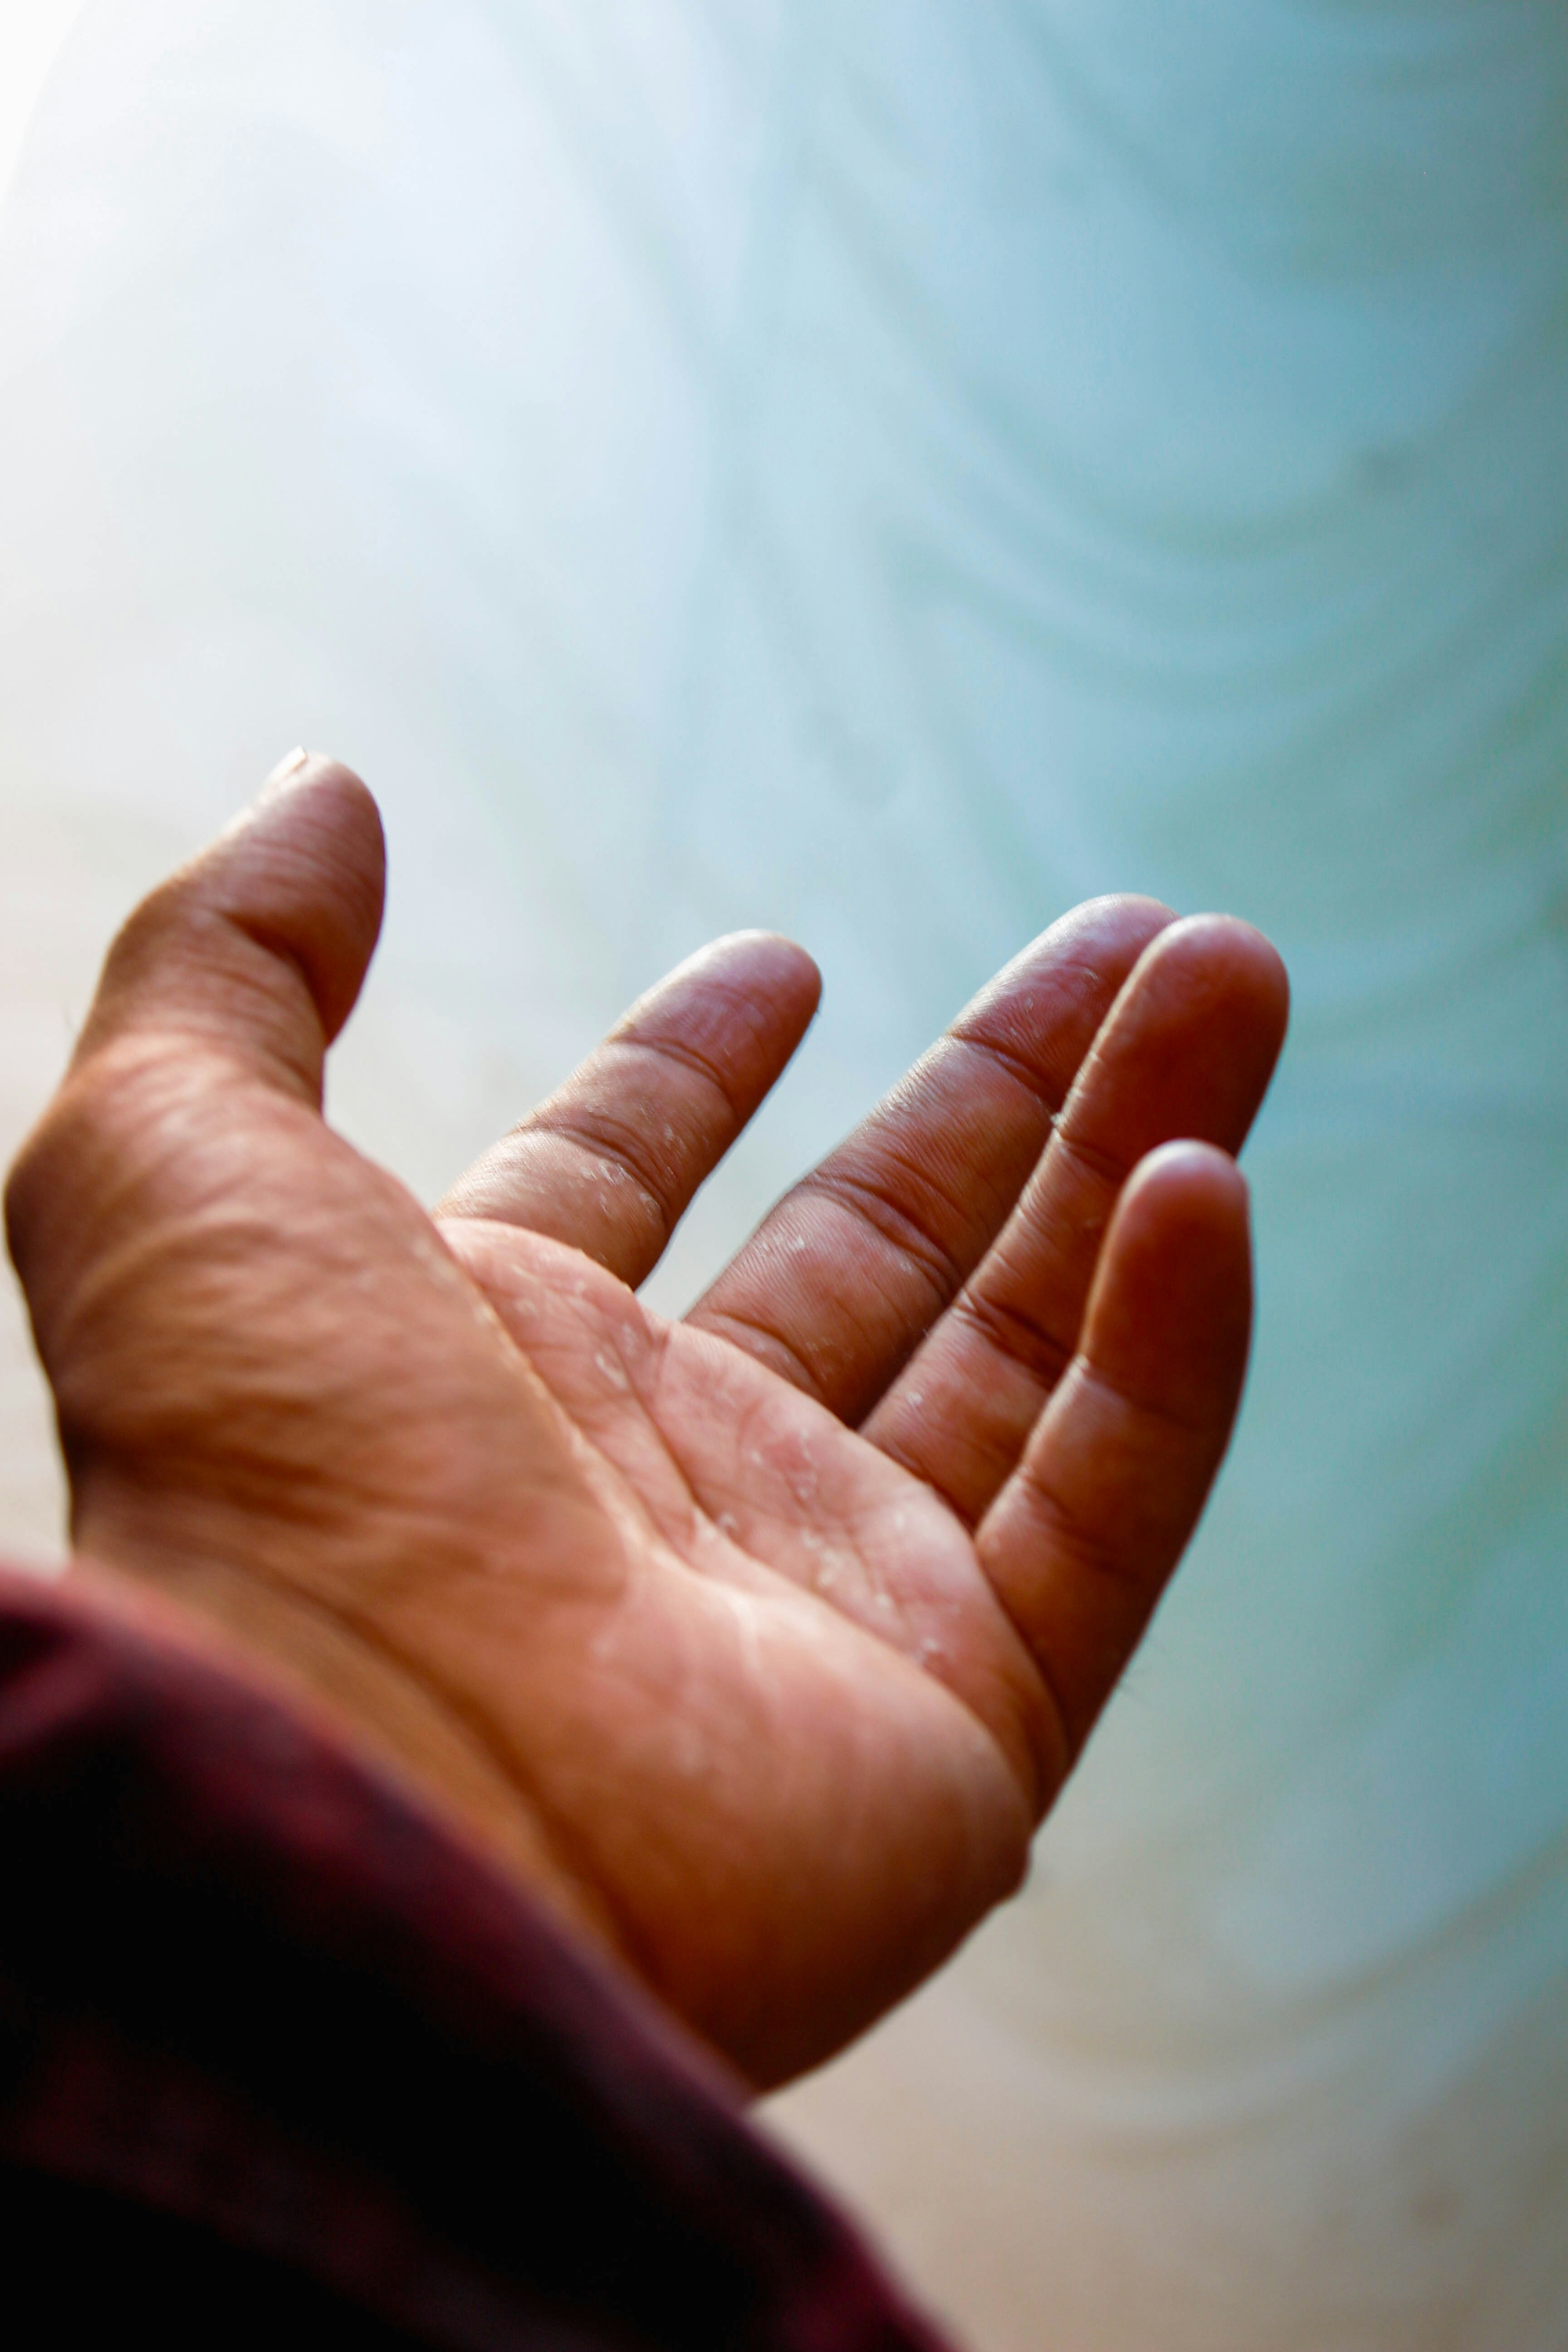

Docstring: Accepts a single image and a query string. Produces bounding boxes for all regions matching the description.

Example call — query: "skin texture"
[5,753,1288,2088]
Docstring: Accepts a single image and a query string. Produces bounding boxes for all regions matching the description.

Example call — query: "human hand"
[6,755,1286,2086]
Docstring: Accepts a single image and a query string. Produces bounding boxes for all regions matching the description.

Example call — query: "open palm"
[7,757,1286,2085]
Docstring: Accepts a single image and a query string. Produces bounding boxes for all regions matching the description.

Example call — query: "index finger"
[436,933,821,1287]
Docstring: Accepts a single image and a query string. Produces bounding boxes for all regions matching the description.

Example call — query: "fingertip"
[1069,913,1287,1164]
[1065,891,1179,948]
[985,893,1177,1004]
[244,749,384,872]
[1137,912,1290,1049]
[953,895,1179,1099]
[221,751,386,1042]
[620,931,822,1065]
[1195,912,1290,1043]
[256,744,314,800]
[733,931,823,1024]
[1103,1136,1253,1289]
[253,745,379,832]
[1116,1136,1251,1233]
[1085,1140,1253,1419]
[79,750,387,1084]
[687,930,823,1021]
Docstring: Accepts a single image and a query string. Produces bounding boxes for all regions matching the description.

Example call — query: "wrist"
[67,1508,631,1978]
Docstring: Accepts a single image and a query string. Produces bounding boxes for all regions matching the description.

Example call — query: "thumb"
[6,750,385,1343]
[73,749,385,1102]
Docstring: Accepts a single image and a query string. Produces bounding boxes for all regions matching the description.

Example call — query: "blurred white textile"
[1,5,1567,2346]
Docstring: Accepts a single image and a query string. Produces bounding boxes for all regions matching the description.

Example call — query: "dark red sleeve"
[0,1564,956,2352]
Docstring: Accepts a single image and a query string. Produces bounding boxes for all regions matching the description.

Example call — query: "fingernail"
[257,745,314,803]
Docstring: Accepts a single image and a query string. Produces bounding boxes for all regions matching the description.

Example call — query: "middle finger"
[861,914,1289,1524]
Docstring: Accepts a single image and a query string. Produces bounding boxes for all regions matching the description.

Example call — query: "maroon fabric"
[0,1564,957,2352]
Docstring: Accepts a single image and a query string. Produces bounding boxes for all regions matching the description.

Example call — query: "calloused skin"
[6,753,1287,2088]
